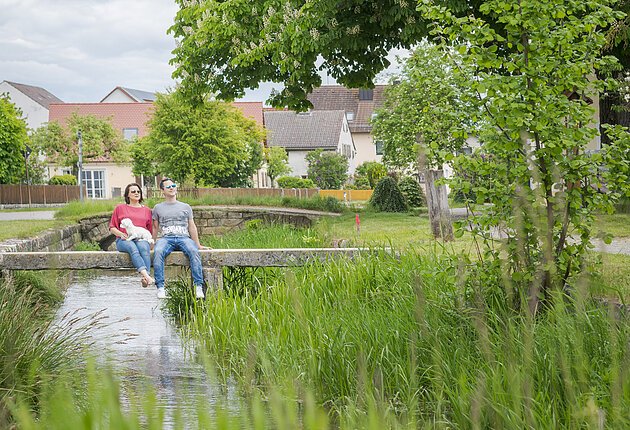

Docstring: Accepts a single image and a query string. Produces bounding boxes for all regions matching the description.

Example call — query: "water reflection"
[55,270,236,427]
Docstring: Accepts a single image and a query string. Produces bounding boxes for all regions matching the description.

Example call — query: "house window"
[375,140,384,155]
[345,111,355,121]
[371,112,378,121]
[82,170,106,199]
[359,88,373,100]
[123,128,138,140]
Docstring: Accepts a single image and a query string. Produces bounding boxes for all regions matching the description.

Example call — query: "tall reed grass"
[163,246,630,427]
[0,271,98,427]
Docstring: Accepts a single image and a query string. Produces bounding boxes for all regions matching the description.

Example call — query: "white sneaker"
[195,285,205,299]
[156,288,167,299]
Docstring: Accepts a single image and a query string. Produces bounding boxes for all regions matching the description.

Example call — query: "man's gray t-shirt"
[152,201,193,237]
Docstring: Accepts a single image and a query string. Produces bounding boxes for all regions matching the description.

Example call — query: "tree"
[369,176,408,212]
[0,95,28,184]
[354,161,387,189]
[306,149,349,189]
[168,0,445,109]
[145,92,265,187]
[31,113,126,173]
[372,42,478,239]
[422,0,629,309]
[264,146,291,187]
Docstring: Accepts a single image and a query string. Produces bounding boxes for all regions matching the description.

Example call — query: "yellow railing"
[319,189,373,201]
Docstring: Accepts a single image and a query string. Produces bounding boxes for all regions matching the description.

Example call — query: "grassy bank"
[164,247,630,427]
[0,271,90,427]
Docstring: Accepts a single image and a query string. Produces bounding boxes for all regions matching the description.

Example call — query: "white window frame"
[82,169,107,199]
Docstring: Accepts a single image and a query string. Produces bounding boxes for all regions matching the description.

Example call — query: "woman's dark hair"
[124,183,144,204]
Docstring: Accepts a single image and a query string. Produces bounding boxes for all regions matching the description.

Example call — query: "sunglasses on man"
[164,184,177,189]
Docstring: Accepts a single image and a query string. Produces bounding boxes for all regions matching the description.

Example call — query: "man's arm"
[188,218,205,249]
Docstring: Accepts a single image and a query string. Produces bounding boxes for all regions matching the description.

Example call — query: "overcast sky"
[1,0,407,105]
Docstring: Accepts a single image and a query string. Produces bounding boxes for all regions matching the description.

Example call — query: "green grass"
[54,199,118,220]
[594,213,630,238]
[0,220,70,242]
[0,271,89,427]
[162,248,630,428]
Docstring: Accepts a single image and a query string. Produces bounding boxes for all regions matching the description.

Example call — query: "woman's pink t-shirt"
[109,204,153,235]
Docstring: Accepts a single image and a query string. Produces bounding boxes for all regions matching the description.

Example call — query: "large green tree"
[0,95,28,184]
[31,113,126,172]
[144,92,265,187]
[168,0,479,109]
[422,0,629,307]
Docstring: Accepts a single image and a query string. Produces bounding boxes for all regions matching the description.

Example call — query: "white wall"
[337,118,356,174]
[353,132,383,167]
[0,81,50,130]
[287,150,310,178]
[101,88,135,103]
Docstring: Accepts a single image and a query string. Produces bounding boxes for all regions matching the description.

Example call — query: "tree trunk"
[416,137,453,241]
[425,169,454,241]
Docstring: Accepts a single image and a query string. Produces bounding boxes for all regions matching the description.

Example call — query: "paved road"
[0,211,56,221]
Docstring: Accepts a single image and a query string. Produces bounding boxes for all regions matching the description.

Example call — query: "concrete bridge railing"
[0,248,381,291]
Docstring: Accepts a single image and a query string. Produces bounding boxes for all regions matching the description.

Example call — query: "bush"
[369,176,408,212]
[277,176,316,189]
[354,161,387,189]
[398,176,426,207]
[48,174,77,186]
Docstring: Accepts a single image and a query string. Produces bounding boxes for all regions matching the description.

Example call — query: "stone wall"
[0,225,82,252]
[0,207,331,253]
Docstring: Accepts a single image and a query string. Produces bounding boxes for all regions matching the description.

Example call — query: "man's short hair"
[159,177,174,189]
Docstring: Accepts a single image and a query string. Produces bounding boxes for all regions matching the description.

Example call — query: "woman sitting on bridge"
[109,183,154,288]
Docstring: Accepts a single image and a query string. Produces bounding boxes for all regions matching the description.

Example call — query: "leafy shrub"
[277,176,316,189]
[354,161,387,189]
[398,176,426,207]
[48,174,77,186]
[369,176,408,212]
[306,149,349,189]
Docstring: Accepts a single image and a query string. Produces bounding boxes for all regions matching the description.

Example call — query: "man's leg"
[177,237,205,288]
[152,237,175,290]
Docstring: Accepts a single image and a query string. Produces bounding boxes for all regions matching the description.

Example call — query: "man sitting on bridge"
[152,178,207,299]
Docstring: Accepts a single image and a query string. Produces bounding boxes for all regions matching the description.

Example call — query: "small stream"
[55,270,237,427]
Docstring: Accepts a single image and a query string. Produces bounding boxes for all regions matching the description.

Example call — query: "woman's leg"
[116,238,148,273]
[135,241,154,284]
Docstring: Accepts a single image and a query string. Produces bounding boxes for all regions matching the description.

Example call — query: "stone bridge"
[0,248,380,290]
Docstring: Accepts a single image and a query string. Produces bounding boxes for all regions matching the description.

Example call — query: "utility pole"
[23,145,32,207]
[77,130,84,201]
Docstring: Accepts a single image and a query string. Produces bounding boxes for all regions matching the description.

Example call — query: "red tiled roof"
[48,102,155,137]
[232,101,264,126]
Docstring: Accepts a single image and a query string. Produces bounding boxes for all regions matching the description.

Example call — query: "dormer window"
[359,88,373,100]
[345,111,355,121]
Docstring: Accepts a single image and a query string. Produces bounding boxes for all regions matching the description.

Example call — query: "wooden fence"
[145,187,319,200]
[0,184,84,205]
[319,189,373,201]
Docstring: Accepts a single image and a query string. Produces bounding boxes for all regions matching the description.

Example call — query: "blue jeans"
[116,238,151,274]
[153,236,204,289]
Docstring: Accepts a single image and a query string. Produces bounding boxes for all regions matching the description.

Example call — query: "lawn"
[0,220,70,242]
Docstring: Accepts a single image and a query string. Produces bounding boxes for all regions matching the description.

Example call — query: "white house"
[0,80,63,130]
[263,110,356,179]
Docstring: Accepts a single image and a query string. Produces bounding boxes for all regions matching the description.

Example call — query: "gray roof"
[263,110,345,150]
[121,87,157,102]
[4,81,63,108]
